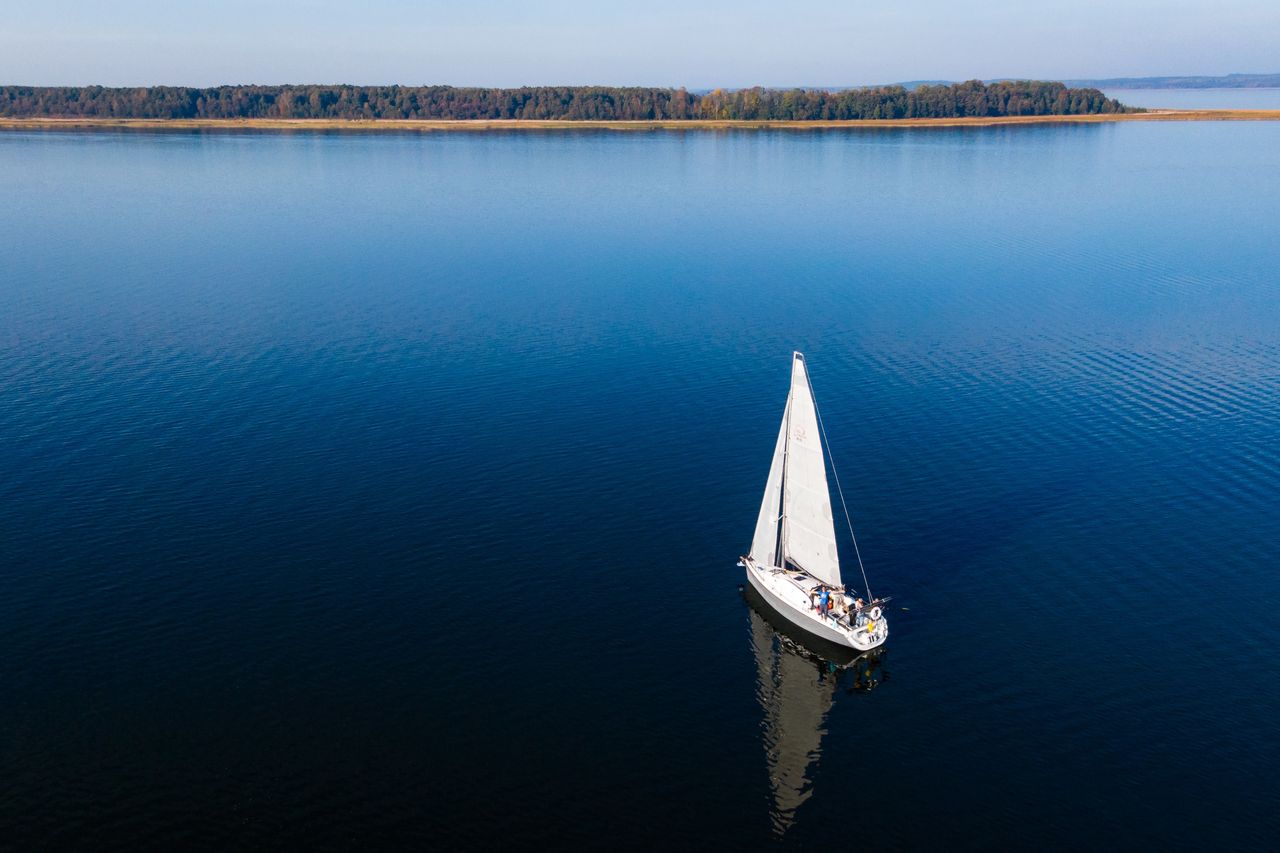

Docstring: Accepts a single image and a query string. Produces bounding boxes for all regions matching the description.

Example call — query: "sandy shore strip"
[2,110,1278,132]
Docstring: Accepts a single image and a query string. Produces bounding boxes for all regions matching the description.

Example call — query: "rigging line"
[804,361,873,601]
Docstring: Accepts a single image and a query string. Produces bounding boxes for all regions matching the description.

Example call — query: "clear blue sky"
[2,0,1275,87]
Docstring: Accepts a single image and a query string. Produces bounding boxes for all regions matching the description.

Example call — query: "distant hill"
[884,80,957,91]
[1065,73,1280,89]
[0,81,1133,121]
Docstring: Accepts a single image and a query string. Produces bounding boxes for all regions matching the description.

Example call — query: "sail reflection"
[744,586,886,836]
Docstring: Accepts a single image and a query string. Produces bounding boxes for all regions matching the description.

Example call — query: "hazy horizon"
[1,76,1276,91]
[2,0,1277,89]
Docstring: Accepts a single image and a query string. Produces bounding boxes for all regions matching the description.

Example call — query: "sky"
[2,0,1276,88]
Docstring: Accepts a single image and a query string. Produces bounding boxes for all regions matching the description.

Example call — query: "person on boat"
[818,587,830,617]
[853,597,865,612]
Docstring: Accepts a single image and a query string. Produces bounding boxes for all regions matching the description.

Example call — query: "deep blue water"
[2,124,1278,849]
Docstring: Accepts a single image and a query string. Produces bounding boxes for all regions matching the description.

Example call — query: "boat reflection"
[744,584,887,836]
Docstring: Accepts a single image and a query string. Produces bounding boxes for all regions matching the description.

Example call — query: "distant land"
[0,81,1129,122]
[1063,73,1280,89]
[857,74,1280,91]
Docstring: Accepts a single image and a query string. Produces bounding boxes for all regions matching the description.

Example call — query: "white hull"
[744,558,887,651]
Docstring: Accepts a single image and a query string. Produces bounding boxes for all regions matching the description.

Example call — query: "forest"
[0,81,1132,121]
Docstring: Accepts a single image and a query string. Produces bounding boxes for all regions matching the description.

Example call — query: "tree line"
[0,81,1133,121]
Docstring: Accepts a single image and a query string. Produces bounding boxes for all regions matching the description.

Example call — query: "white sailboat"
[739,352,889,651]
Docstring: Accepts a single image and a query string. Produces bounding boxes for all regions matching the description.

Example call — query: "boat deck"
[741,558,888,651]
[774,569,855,626]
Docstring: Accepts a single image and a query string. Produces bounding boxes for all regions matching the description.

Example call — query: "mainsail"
[749,353,843,587]
[783,354,842,587]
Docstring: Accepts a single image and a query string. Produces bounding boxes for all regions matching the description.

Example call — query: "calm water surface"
[2,124,1278,849]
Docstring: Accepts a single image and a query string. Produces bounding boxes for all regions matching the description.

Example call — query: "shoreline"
[2,110,1279,132]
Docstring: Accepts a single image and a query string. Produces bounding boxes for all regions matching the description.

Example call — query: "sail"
[749,397,789,568]
[782,353,843,587]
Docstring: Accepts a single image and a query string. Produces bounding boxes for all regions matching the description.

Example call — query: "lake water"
[2,124,1278,849]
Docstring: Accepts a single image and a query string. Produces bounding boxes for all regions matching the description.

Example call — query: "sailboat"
[739,352,889,651]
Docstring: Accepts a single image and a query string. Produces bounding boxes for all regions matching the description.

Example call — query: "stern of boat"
[849,603,888,650]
